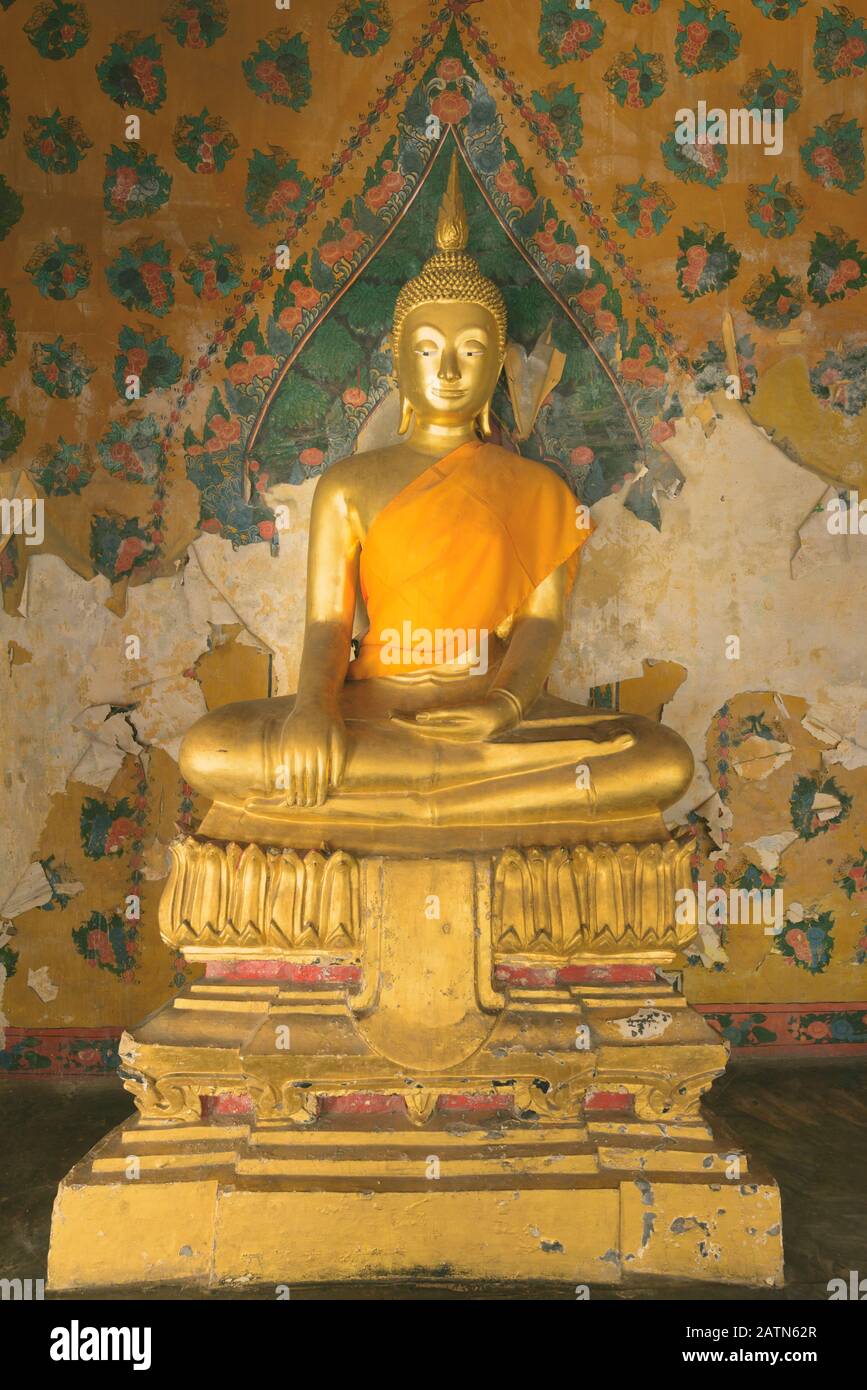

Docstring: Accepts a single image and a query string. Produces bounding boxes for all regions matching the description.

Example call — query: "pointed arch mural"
[182,18,683,548]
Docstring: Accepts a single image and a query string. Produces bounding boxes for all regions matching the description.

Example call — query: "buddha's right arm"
[293,468,361,713]
[275,471,360,806]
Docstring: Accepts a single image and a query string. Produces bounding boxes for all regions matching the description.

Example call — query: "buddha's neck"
[405,416,481,457]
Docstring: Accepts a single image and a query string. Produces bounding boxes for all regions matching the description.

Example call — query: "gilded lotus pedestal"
[47,832,783,1290]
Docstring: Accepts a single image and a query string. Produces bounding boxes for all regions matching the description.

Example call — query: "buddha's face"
[397,300,502,427]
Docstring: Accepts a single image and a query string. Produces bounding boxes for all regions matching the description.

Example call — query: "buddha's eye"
[462,341,486,358]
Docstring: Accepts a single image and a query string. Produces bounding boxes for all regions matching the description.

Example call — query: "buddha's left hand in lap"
[392,691,521,743]
[393,693,637,754]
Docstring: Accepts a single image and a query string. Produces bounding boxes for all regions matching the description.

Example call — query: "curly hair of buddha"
[392,250,508,363]
[391,151,507,364]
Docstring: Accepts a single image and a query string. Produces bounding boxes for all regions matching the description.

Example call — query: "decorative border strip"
[696,1001,867,1056]
[4,1004,867,1073]
[0,1027,121,1075]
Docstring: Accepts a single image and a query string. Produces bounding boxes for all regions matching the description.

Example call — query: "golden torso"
[179,244,694,845]
[332,441,452,538]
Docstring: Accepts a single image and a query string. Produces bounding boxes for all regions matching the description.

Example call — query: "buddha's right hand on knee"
[271,705,347,808]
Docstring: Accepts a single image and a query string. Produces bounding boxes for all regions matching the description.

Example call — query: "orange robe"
[348,439,594,680]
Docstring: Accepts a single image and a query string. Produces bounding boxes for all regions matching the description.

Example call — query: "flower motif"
[329,2,392,58]
[98,416,163,484]
[745,175,805,239]
[163,0,228,49]
[31,336,94,398]
[225,352,273,387]
[173,110,238,174]
[814,5,867,83]
[676,226,740,300]
[675,2,741,75]
[246,147,312,228]
[300,447,325,470]
[613,177,674,239]
[243,29,312,109]
[808,227,867,303]
[90,515,155,580]
[32,439,94,495]
[24,110,92,173]
[801,116,864,193]
[25,1,90,60]
[430,89,471,124]
[106,239,174,316]
[96,32,167,112]
[180,236,241,300]
[25,237,91,299]
[744,267,803,327]
[103,144,172,223]
[539,1,605,68]
[113,325,182,398]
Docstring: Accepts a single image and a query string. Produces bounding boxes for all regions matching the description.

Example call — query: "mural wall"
[1,0,866,1071]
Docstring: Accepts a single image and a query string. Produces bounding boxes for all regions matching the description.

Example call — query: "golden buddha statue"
[48,154,782,1294]
[179,156,694,853]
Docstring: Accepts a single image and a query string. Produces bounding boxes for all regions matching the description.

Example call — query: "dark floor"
[1,1061,865,1300]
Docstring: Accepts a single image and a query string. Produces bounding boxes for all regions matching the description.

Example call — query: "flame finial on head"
[435,150,469,253]
[392,149,507,363]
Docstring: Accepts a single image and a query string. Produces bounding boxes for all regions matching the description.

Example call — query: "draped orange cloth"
[348,439,594,680]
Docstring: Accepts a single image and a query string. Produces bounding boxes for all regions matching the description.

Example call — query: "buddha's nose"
[438,348,460,382]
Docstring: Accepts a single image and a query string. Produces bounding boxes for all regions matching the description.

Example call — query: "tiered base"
[48,1111,782,1289]
[47,837,784,1291]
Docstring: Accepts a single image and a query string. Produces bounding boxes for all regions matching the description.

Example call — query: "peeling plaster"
[743,833,799,873]
[731,735,793,782]
[613,1008,672,1040]
[0,861,53,916]
[0,549,264,904]
[27,966,58,1003]
[551,395,867,822]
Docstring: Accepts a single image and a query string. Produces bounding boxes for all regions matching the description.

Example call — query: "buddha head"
[392,153,507,438]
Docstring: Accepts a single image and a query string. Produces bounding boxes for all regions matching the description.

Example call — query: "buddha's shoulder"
[481,444,572,496]
[309,449,381,507]
[312,443,571,504]
[312,445,398,493]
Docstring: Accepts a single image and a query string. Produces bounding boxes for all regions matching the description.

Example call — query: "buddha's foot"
[395,715,636,753]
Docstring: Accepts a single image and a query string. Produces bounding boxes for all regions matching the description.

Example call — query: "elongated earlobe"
[476,399,493,439]
[397,396,414,435]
